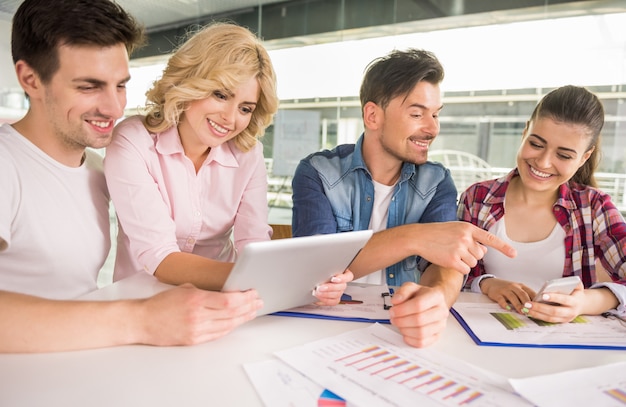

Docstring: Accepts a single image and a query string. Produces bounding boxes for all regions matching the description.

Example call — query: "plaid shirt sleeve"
[457,173,513,290]
[564,183,626,317]
[457,183,490,290]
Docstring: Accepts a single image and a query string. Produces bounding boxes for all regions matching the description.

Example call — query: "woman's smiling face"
[177,76,260,153]
[516,116,594,193]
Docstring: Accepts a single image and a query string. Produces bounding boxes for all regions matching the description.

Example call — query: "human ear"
[14,60,42,100]
[363,101,382,130]
[579,145,595,167]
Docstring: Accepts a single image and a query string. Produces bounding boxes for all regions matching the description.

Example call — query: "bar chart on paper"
[491,312,588,330]
[275,324,532,407]
[452,302,626,349]
[334,345,486,405]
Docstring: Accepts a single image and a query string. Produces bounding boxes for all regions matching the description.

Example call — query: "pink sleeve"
[104,118,180,276]
[232,143,272,251]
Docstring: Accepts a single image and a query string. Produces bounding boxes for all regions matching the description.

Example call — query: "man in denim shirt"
[292,49,515,347]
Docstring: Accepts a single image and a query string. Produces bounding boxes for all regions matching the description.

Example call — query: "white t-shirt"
[483,217,565,291]
[354,180,395,285]
[0,124,110,299]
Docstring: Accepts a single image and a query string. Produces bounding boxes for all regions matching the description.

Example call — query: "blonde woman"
[105,22,351,304]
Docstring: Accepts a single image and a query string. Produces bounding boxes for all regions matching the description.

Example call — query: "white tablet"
[222,230,373,315]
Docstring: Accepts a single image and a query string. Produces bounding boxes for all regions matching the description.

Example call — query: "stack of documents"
[245,294,626,406]
[245,324,533,406]
[245,323,626,406]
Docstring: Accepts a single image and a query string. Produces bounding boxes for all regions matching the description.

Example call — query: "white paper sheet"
[244,359,353,407]
[452,301,626,349]
[244,359,327,407]
[274,323,532,407]
[276,283,391,322]
[510,361,626,407]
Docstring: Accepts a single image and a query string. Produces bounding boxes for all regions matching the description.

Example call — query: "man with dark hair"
[11,0,145,82]
[0,0,262,353]
[292,49,516,347]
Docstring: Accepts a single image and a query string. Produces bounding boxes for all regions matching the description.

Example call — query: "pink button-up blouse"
[104,115,272,281]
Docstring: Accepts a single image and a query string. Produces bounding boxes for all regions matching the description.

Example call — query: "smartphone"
[533,276,582,303]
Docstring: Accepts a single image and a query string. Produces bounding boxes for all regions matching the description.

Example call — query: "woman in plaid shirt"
[458,85,626,323]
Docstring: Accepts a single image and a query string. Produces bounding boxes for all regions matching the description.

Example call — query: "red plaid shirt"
[458,169,626,297]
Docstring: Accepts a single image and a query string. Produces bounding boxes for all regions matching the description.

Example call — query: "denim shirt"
[292,134,458,286]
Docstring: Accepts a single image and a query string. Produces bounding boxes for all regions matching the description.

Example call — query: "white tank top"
[483,217,565,291]
[354,180,395,285]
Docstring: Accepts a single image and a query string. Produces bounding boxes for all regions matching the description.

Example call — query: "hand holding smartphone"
[533,276,582,304]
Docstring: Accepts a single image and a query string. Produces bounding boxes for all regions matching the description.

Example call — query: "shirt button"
[187,238,195,244]
[366,196,371,201]
[389,273,394,278]
[194,211,201,217]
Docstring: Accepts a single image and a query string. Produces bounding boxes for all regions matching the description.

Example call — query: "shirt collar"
[556,180,578,210]
[155,125,184,155]
[350,134,369,172]
[488,169,518,205]
[350,133,416,182]
[206,142,239,168]
[491,168,578,210]
[155,126,239,168]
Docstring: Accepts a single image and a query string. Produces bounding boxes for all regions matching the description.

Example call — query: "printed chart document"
[244,359,351,407]
[273,283,391,323]
[509,361,626,407]
[274,323,532,407]
[451,301,626,349]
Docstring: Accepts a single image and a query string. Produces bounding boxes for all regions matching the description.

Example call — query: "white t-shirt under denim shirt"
[354,180,395,285]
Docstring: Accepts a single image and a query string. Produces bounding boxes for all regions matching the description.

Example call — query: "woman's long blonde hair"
[144,22,278,152]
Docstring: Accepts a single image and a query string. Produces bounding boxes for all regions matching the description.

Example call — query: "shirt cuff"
[590,282,626,318]
[471,274,496,294]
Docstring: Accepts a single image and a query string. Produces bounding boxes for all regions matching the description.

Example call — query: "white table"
[1,273,624,407]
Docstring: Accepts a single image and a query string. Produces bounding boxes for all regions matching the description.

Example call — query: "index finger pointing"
[473,228,517,258]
